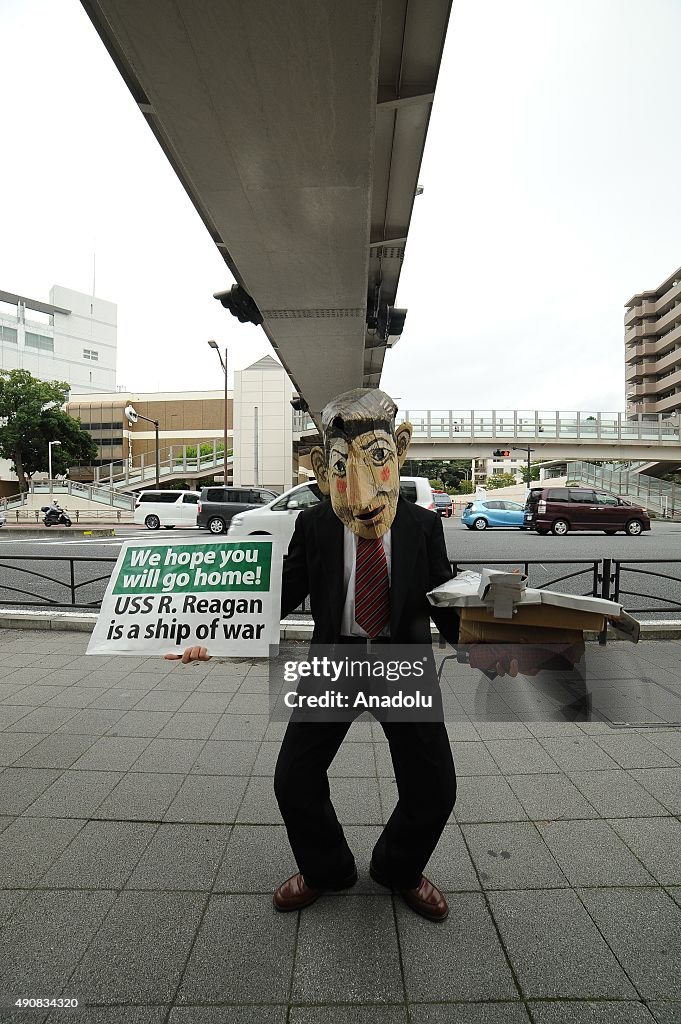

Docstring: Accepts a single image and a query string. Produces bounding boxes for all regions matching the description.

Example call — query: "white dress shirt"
[341,527,392,637]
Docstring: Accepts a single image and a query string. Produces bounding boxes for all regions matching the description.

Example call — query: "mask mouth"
[355,505,385,522]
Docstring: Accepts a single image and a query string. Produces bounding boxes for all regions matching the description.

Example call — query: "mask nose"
[346,460,372,511]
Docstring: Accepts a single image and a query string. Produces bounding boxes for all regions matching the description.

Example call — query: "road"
[442,518,681,619]
[0,521,680,618]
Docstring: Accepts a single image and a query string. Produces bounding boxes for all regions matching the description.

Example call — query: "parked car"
[433,491,453,518]
[134,490,201,530]
[461,499,526,531]
[228,476,436,551]
[228,482,324,548]
[524,486,651,536]
[399,477,436,511]
[197,485,279,535]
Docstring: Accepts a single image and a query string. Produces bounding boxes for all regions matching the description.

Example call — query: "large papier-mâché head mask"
[310,388,412,539]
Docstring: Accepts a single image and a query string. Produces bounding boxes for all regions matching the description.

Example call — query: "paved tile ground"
[0,630,680,1023]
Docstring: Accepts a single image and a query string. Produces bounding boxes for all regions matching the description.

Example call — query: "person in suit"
[271,387,460,921]
[168,387,463,921]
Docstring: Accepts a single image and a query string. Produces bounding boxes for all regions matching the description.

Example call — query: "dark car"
[432,491,453,518]
[197,485,279,535]
[524,486,651,536]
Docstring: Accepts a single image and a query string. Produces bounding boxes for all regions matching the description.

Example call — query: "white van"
[133,490,201,530]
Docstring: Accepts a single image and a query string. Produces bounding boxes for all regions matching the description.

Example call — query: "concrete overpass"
[393,409,681,461]
[81,0,451,414]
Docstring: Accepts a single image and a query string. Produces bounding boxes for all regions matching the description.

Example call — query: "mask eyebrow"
[360,434,393,451]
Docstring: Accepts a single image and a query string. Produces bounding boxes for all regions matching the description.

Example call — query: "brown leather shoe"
[273,869,358,912]
[273,872,322,912]
[399,875,449,921]
[370,862,449,921]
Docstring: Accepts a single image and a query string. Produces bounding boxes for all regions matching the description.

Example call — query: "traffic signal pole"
[511,445,535,484]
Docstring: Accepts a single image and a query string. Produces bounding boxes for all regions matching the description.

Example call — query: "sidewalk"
[0,523,135,535]
[0,629,679,1023]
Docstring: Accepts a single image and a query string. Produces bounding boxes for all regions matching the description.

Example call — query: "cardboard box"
[461,603,606,633]
[459,610,586,646]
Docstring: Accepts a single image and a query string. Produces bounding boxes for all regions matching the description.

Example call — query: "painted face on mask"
[310,390,412,538]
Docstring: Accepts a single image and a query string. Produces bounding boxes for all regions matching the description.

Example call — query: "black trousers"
[273,676,457,890]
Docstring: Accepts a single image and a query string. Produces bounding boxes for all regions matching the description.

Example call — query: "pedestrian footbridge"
[91,441,232,493]
[393,409,681,461]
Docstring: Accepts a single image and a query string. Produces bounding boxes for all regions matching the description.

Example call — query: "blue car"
[461,499,526,531]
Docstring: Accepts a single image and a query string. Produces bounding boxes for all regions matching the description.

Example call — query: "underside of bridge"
[81,0,452,417]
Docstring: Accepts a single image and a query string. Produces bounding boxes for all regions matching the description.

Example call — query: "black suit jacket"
[281,497,459,645]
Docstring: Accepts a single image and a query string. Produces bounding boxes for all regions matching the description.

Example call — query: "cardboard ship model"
[428,569,639,671]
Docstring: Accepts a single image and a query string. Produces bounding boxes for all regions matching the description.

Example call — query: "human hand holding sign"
[164,646,211,663]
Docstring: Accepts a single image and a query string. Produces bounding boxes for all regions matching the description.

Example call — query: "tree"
[403,458,471,489]
[450,479,473,495]
[487,472,517,489]
[0,370,98,491]
[520,462,541,484]
[176,442,231,462]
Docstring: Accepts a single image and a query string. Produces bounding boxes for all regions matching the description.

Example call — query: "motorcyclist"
[42,500,71,526]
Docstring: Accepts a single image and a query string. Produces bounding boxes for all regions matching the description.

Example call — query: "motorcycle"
[41,503,72,527]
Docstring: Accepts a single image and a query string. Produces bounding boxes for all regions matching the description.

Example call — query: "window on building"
[83,422,122,431]
[24,332,54,352]
[0,325,17,344]
[83,348,99,361]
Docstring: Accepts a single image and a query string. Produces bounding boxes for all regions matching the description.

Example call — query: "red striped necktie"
[354,536,390,638]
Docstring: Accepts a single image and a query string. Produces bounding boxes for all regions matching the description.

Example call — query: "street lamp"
[125,403,160,489]
[208,340,228,483]
[48,440,62,502]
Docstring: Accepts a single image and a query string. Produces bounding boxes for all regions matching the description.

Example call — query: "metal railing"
[1,480,134,511]
[449,558,601,597]
[2,508,132,525]
[0,555,679,619]
[610,559,681,615]
[566,461,680,518]
[396,409,680,442]
[0,556,118,609]
[93,440,233,490]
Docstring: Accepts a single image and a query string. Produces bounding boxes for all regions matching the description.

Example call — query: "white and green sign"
[88,537,282,657]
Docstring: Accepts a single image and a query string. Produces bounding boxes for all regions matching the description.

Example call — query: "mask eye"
[371,447,390,464]
[333,457,346,476]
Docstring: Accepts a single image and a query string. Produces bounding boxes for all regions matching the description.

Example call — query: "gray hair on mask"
[321,388,398,445]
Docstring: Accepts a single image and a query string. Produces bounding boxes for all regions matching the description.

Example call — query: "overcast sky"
[1,0,680,412]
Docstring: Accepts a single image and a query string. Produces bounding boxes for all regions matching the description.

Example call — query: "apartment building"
[625,265,681,417]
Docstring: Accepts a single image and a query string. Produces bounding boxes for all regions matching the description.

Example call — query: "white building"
[233,355,293,492]
[483,455,526,482]
[0,285,117,394]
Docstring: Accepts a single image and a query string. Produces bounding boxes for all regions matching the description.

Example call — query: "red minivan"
[524,486,651,536]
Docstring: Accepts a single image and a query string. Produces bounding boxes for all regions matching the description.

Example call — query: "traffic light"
[493,449,510,457]
[213,284,263,325]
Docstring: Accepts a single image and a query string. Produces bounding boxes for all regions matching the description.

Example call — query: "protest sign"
[87,537,281,657]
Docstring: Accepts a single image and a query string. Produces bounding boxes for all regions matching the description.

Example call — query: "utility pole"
[208,341,228,483]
